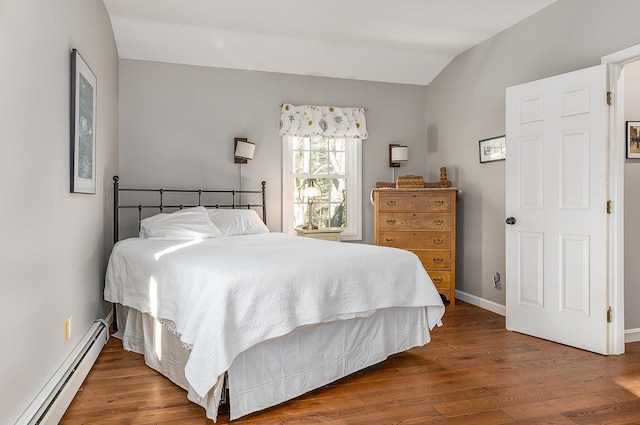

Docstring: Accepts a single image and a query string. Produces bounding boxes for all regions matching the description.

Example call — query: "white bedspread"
[104,233,444,403]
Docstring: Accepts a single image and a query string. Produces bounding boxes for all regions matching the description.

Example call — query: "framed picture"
[479,135,506,163]
[627,121,640,159]
[70,49,97,194]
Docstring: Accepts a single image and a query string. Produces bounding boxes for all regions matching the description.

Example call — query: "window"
[279,103,367,240]
[282,135,362,240]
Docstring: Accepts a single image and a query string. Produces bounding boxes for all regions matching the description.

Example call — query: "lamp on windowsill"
[389,144,408,182]
[299,179,322,229]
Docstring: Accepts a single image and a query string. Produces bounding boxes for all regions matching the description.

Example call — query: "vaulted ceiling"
[103,0,557,85]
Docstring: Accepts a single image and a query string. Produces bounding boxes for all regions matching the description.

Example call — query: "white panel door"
[505,64,609,354]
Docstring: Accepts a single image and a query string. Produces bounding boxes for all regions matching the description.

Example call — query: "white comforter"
[104,233,444,402]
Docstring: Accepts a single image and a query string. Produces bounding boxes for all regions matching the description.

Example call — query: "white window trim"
[282,135,362,241]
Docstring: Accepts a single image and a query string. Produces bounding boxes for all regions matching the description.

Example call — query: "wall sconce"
[234,138,256,202]
[234,138,255,163]
[389,144,408,181]
[299,179,322,229]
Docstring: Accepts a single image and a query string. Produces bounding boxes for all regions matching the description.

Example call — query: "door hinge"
[607,307,613,323]
[607,91,612,106]
[607,200,612,214]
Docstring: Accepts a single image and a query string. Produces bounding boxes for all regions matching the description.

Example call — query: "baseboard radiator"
[15,317,110,425]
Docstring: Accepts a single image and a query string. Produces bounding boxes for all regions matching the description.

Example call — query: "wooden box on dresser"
[373,187,457,304]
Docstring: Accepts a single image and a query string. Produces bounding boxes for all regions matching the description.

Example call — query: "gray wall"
[625,60,640,331]
[118,60,428,244]
[425,0,640,320]
[0,1,119,423]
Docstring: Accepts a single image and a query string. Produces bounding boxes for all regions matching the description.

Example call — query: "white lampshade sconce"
[234,138,256,201]
[299,178,322,229]
[234,138,255,163]
[389,144,408,181]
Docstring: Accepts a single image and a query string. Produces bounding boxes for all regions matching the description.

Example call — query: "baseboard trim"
[455,291,640,342]
[15,312,111,425]
[625,328,640,343]
[455,290,506,316]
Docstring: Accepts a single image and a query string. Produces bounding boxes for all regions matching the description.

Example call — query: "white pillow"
[140,206,222,239]
[206,209,269,236]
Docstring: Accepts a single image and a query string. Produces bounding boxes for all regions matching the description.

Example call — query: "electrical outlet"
[64,317,72,342]
[492,272,501,288]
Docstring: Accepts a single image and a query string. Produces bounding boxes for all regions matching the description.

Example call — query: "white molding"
[105,307,114,328]
[602,44,640,66]
[625,329,640,343]
[457,291,640,345]
[455,290,505,317]
[600,44,640,354]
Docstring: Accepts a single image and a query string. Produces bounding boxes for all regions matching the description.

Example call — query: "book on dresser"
[373,176,457,305]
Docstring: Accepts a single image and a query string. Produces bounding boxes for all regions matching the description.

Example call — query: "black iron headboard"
[113,175,266,243]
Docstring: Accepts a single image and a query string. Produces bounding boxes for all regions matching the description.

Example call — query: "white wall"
[0,1,119,423]
[624,60,640,329]
[118,60,428,244]
[426,0,640,307]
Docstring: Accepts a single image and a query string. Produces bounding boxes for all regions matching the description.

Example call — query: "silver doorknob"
[506,217,516,225]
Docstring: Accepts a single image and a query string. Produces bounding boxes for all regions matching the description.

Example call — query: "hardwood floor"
[61,302,640,424]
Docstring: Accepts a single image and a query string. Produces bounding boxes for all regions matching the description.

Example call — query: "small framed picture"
[70,49,97,194]
[479,135,506,163]
[627,121,640,159]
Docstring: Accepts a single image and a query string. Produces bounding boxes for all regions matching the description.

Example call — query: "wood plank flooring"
[60,302,640,424]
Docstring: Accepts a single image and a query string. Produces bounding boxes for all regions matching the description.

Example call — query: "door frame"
[601,44,640,354]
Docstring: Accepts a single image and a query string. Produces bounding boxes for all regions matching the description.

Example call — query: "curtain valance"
[279,103,368,139]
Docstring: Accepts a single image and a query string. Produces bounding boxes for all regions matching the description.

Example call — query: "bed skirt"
[115,304,431,421]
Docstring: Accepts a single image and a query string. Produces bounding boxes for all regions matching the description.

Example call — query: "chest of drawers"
[373,188,457,304]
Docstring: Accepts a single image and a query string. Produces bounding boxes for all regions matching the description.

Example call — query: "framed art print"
[70,49,97,194]
[627,121,640,159]
[479,135,506,163]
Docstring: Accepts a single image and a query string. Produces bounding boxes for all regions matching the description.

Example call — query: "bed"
[104,177,445,422]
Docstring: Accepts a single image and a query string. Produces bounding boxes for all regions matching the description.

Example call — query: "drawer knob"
[433,219,444,226]
[433,200,444,206]
[434,238,444,244]
[386,200,396,206]
[386,219,396,225]
[433,258,444,264]
[432,277,443,283]
[385,238,396,244]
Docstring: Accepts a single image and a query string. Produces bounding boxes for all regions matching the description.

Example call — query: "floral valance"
[279,103,368,139]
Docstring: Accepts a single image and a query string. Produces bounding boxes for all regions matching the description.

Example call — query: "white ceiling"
[103,0,557,86]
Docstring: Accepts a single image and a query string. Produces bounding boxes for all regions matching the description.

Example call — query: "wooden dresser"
[373,187,457,304]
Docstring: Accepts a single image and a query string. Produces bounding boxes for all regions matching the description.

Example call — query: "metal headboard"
[113,175,266,243]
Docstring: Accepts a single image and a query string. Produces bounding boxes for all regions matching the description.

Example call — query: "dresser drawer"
[378,231,451,250]
[411,251,451,270]
[435,288,453,304]
[427,271,452,290]
[378,213,452,231]
[378,193,453,213]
